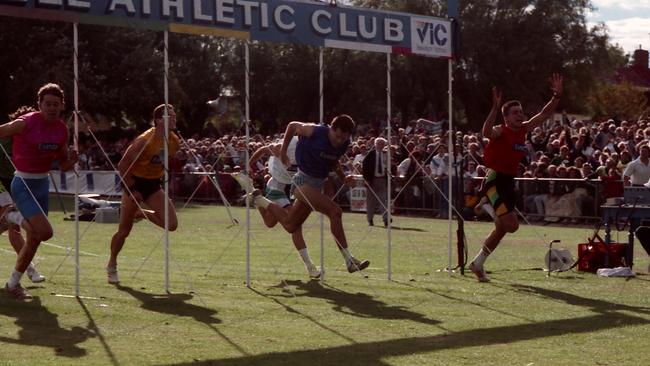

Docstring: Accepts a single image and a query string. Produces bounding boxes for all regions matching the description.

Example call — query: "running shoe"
[347,257,370,273]
[5,282,32,300]
[468,261,490,283]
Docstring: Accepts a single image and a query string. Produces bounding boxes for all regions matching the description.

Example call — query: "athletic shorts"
[292,170,325,191]
[130,176,161,201]
[12,175,49,219]
[481,169,516,217]
[265,188,290,208]
[265,177,290,208]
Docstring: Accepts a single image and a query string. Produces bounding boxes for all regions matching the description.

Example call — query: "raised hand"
[491,86,502,109]
[550,73,563,97]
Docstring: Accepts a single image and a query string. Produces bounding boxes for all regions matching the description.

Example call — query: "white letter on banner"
[311,9,332,35]
[274,5,295,31]
[338,12,356,38]
[260,2,269,29]
[358,15,376,40]
[236,0,259,27]
[216,0,235,25]
[67,0,90,10]
[163,0,184,19]
[193,0,212,22]
[142,0,151,15]
[37,0,62,6]
[108,0,136,14]
[384,18,404,42]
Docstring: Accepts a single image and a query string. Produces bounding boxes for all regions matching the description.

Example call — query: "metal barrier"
[164,172,617,224]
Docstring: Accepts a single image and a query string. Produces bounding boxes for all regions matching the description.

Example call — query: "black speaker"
[634,226,650,257]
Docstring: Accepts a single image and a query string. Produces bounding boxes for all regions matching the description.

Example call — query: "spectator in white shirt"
[623,145,650,186]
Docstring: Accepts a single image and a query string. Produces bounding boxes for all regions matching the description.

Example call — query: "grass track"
[1,199,649,365]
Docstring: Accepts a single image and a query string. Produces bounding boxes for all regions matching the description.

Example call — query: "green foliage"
[0,18,73,118]
[588,81,649,120]
[0,1,628,133]
[0,19,231,133]
[453,0,625,125]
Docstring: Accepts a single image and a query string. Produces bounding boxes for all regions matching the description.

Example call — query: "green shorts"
[265,188,290,208]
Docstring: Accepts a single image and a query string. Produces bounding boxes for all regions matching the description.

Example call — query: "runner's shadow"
[509,283,650,315]
[0,296,94,357]
[115,285,250,355]
[386,225,426,232]
[115,285,221,325]
[164,286,650,366]
[272,280,439,325]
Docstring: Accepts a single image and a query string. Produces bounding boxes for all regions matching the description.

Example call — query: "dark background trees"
[0,0,632,135]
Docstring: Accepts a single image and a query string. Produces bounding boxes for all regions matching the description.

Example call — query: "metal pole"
[245,41,251,288]
[73,22,80,297]
[386,52,392,280]
[163,30,170,292]
[447,58,453,275]
[319,48,325,283]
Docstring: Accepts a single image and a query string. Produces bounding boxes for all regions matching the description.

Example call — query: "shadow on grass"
[115,285,250,356]
[0,296,94,357]
[392,279,536,322]
[386,225,427,232]
[164,284,650,366]
[77,298,120,366]
[115,284,221,324]
[508,283,650,314]
[270,280,439,326]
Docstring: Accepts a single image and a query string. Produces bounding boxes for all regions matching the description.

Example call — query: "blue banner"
[0,0,452,58]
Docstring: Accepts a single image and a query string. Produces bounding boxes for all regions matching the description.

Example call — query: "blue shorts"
[292,170,325,191]
[12,176,49,219]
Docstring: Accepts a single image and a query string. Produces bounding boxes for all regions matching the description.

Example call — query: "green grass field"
[1,199,649,365]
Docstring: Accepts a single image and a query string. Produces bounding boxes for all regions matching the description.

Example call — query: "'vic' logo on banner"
[415,21,448,46]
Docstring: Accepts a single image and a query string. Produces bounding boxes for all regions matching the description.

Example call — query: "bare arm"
[481,87,502,140]
[334,160,356,187]
[523,74,563,132]
[248,145,272,170]
[622,162,634,186]
[0,119,26,138]
[57,135,78,172]
[279,122,316,165]
[268,143,282,157]
[117,137,147,187]
[334,161,346,182]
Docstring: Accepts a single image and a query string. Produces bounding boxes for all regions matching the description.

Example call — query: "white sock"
[472,246,492,267]
[253,195,271,209]
[7,211,23,226]
[25,263,36,276]
[7,270,23,288]
[298,248,313,266]
[340,247,353,264]
[482,203,496,219]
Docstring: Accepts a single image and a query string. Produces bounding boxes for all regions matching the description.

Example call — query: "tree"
[0,18,230,134]
[588,81,649,121]
[1,1,628,134]
[352,0,627,129]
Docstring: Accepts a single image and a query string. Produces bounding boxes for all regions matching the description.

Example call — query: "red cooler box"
[577,242,626,273]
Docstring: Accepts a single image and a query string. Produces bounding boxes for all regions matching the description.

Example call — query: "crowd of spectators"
[79,114,650,222]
